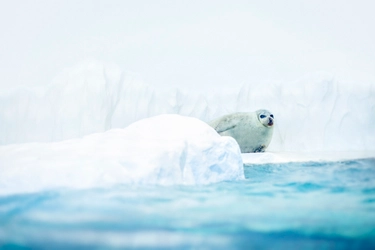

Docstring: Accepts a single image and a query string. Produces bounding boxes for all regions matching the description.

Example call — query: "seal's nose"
[268,118,274,126]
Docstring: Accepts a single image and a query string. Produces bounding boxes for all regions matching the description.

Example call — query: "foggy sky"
[1,0,374,91]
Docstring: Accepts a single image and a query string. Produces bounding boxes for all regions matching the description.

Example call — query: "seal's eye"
[270,114,274,118]
[260,115,266,119]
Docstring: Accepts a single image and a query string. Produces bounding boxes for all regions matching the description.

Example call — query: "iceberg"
[0,114,243,195]
[0,60,374,152]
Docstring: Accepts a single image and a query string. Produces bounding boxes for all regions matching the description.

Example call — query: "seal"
[208,109,274,153]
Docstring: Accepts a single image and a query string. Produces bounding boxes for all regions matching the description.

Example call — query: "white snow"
[1,60,374,153]
[242,151,375,165]
[0,114,243,195]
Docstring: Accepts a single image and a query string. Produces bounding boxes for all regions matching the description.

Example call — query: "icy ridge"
[0,60,374,152]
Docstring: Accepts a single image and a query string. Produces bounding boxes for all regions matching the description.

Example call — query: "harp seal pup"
[208,109,274,153]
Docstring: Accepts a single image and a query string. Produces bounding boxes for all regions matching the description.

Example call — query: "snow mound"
[0,114,244,195]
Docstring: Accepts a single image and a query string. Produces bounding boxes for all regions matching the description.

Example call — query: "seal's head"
[256,109,274,127]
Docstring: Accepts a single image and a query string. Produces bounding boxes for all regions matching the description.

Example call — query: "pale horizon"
[1,0,374,91]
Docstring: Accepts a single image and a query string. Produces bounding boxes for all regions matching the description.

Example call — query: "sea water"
[1,158,374,249]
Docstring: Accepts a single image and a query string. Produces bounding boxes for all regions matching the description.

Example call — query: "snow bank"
[0,114,243,195]
[242,151,375,165]
[0,60,374,152]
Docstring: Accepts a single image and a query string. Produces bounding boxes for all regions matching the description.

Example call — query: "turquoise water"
[1,158,375,249]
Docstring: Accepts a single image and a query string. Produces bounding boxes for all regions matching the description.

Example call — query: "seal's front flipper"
[254,145,266,153]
